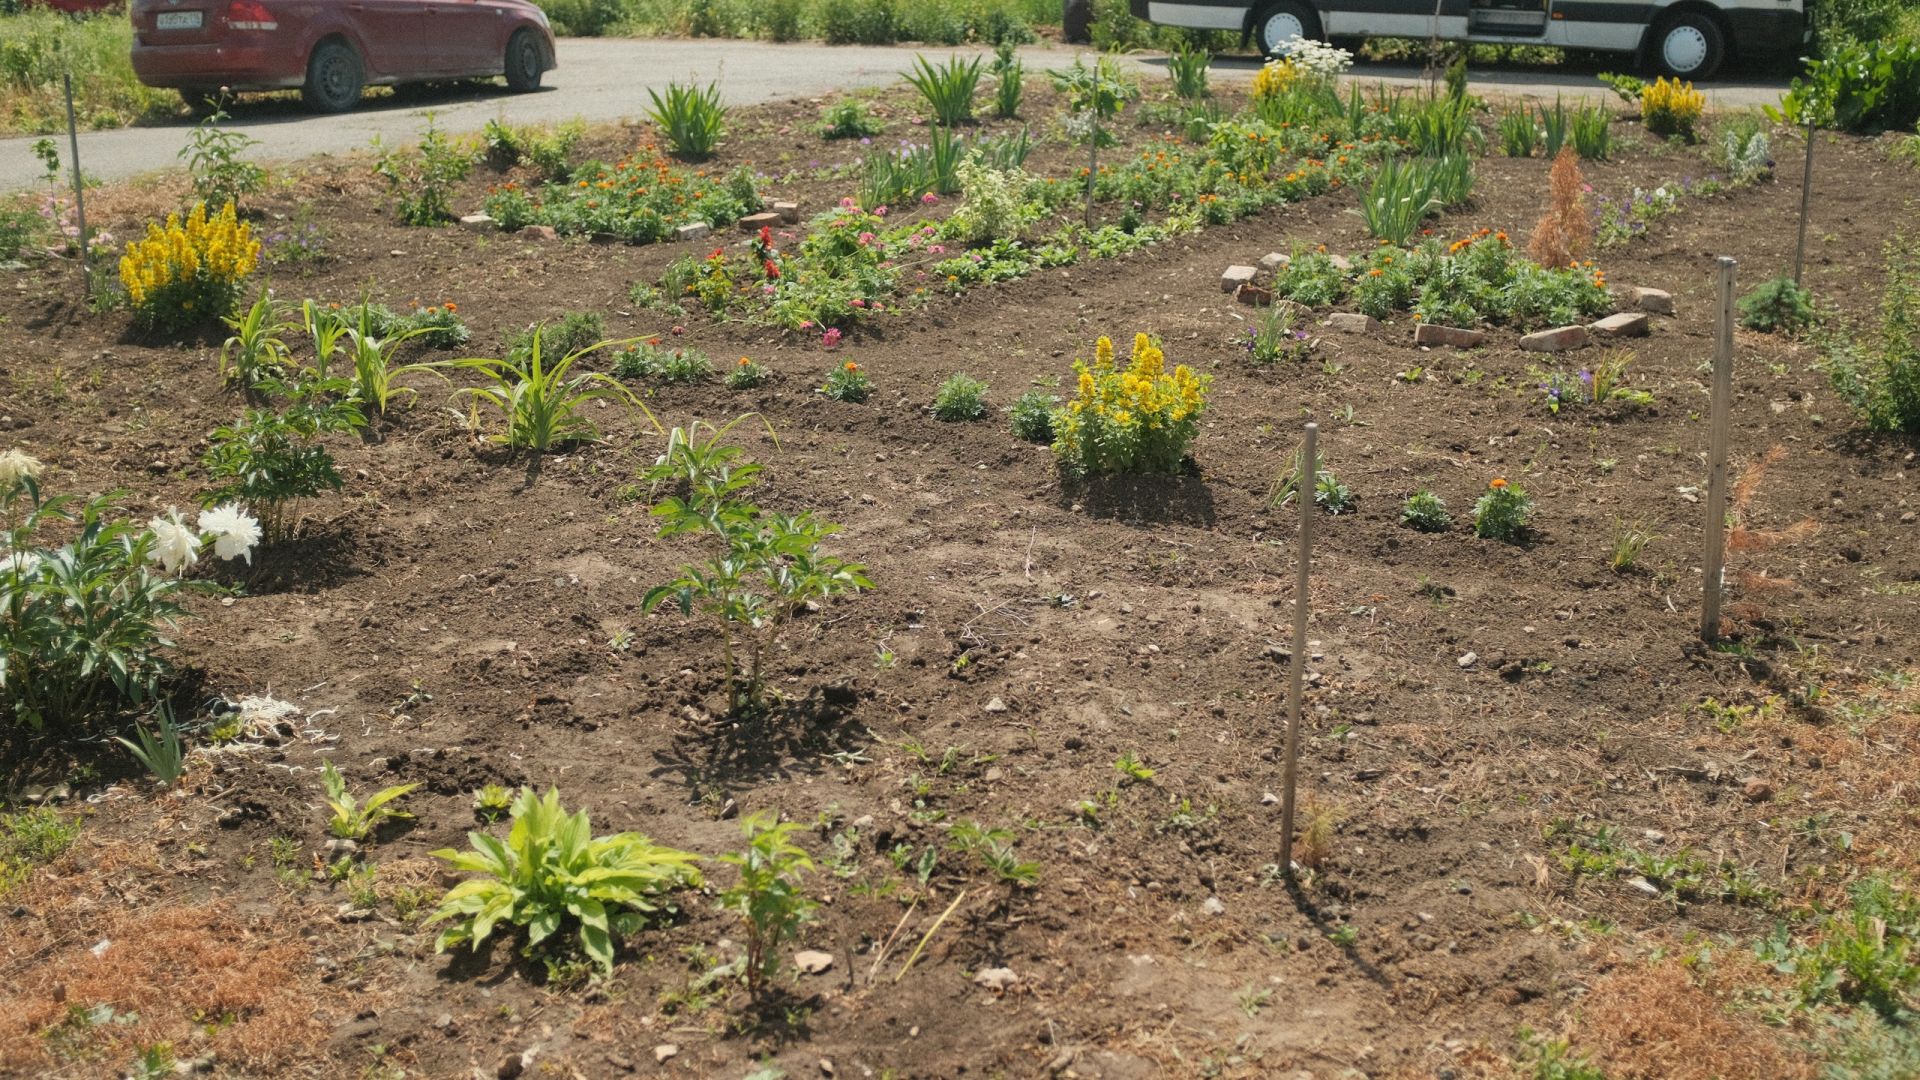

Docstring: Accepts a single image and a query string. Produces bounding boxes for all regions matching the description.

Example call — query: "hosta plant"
[319,760,419,841]
[428,787,703,973]
[1050,334,1211,477]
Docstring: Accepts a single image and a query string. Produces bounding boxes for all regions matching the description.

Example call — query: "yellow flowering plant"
[1050,333,1211,477]
[1251,59,1302,102]
[118,201,260,333]
[1641,77,1705,141]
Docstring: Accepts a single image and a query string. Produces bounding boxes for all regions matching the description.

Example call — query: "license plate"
[156,11,203,29]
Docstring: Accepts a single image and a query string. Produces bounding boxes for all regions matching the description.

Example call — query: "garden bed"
[2,75,1918,1079]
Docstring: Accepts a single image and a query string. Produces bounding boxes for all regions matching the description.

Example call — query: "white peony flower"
[198,502,262,564]
[0,448,42,490]
[147,508,199,577]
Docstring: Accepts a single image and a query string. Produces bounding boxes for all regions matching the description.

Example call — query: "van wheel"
[302,40,364,114]
[1252,1,1324,58]
[505,29,543,92]
[1649,11,1724,80]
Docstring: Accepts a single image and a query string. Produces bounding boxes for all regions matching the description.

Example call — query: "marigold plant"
[1050,333,1211,477]
[119,201,259,333]
[1641,77,1705,141]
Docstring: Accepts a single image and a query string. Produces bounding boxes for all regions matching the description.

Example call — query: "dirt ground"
[2,79,1917,1079]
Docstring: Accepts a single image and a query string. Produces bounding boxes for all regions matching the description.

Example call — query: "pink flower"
[921,192,938,204]
[800,319,815,329]
[928,244,945,254]
[851,298,866,308]
[822,328,843,349]
[858,231,876,245]
[874,205,889,216]
[670,325,686,335]
[840,197,856,208]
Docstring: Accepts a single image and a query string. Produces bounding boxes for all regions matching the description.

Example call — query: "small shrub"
[1739,275,1816,334]
[647,82,727,160]
[1823,237,1920,436]
[949,158,1030,243]
[903,54,981,126]
[119,201,259,333]
[508,310,604,366]
[1008,389,1057,443]
[1642,77,1705,141]
[201,399,361,543]
[718,812,816,997]
[1472,478,1532,542]
[820,0,898,43]
[819,100,883,140]
[1401,489,1451,532]
[179,110,265,213]
[428,787,703,973]
[373,116,472,226]
[822,360,872,402]
[1527,148,1591,269]
[932,372,988,421]
[760,0,804,40]
[1050,333,1211,477]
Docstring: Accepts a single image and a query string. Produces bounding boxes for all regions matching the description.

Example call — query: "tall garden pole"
[1793,118,1814,286]
[1701,257,1736,641]
[1278,422,1316,875]
[63,74,91,297]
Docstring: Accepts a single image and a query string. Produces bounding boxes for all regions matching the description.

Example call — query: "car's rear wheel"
[1649,11,1725,80]
[1252,1,1324,58]
[505,29,543,92]
[302,40,364,114]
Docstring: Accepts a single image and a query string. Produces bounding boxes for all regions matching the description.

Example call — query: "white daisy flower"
[198,502,262,564]
[147,508,199,577]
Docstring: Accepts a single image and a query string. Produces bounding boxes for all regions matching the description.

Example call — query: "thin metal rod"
[1702,258,1736,641]
[1278,422,1316,875]
[63,74,90,297]
[1793,119,1814,286]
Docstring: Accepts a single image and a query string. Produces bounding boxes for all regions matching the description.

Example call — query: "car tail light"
[225,0,277,29]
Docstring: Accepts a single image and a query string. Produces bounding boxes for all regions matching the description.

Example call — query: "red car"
[128,0,557,113]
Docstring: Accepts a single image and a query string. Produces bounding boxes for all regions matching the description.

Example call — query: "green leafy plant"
[614,340,715,384]
[931,372,988,421]
[428,787,703,973]
[473,783,514,822]
[1401,489,1451,532]
[454,334,650,452]
[1472,478,1532,542]
[1113,751,1154,783]
[0,806,81,894]
[648,81,728,160]
[179,109,265,212]
[481,118,583,180]
[990,43,1023,119]
[1008,389,1058,443]
[1823,236,1920,436]
[115,706,187,786]
[1759,874,1920,1016]
[1243,297,1315,364]
[1571,105,1611,160]
[339,299,442,422]
[1050,333,1209,477]
[726,356,768,389]
[819,100,883,140]
[717,812,817,997]
[318,760,419,841]
[821,360,872,403]
[509,310,604,367]
[201,398,361,544]
[1166,43,1209,100]
[1538,96,1570,158]
[1498,107,1538,157]
[1609,519,1655,572]
[1739,275,1816,334]
[373,114,472,226]
[219,285,294,390]
[1597,71,1644,104]
[948,820,1039,886]
[903,53,981,126]
[1356,155,1471,245]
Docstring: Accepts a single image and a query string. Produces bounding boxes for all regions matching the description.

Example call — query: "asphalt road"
[0,38,1790,191]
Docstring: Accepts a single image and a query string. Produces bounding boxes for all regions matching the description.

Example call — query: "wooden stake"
[1701,257,1736,641]
[63,74,90,298]
[1793,119,1814,287]
[1278,422,1316,875]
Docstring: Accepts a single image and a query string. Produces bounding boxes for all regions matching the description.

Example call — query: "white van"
[1126,0,1808,80]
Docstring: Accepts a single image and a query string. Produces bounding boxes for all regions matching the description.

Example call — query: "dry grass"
[0,836,342,1077]
[1572,962,1816,1080]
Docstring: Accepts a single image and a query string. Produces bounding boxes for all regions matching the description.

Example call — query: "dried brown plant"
[1527,147,1591,269]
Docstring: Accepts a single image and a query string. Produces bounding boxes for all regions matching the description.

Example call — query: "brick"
[1519,325,1591,353]
[1235,283,1273,307]
[521,225,557,241]
[1413,323,1487,349]
[1326,312,1380,334]
[773,200,800,224]
[458,213,495,231]
[1591,311,1650,338]
[1259,251,1290,272]
[739,212,782,232]
[1221,265,1258,293]
[675,221,711,242]
[1630,286,1674,314]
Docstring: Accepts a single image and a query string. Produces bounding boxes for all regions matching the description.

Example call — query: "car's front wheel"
[505,29,543,92]
[302,40,365,114]
[1649,11,1725,80]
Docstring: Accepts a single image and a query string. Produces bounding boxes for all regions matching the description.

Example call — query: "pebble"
[654,1044,678,1063]
[1457,652,1477,669]
[1201,896,1226,916]
[795,949,835,974]
[983,697,1008,713]
[972,967,1019,992]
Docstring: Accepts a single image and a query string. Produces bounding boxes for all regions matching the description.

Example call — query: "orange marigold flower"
[1367,268,1384,277]
[844,361,859,371]
[445,302,457,312]
[1490,478,1509,489]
